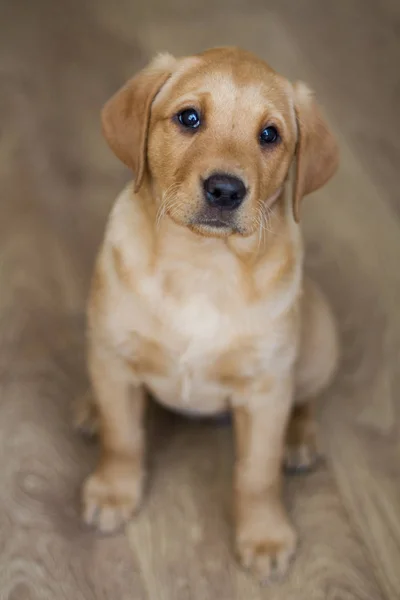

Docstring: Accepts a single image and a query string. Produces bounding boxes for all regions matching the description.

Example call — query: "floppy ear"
[101,53,176,192]
[292,82,339,222]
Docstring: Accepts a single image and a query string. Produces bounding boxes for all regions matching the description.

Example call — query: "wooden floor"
[1,0,400,597]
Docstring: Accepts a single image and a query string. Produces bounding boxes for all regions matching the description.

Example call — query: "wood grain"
[0,0,399,597]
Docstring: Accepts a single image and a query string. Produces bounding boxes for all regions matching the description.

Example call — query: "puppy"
[78,47,339,581]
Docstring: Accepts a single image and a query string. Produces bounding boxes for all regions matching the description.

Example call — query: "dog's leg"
[82,343,146,533]
[285,278,339,473]
[232,377,297,582]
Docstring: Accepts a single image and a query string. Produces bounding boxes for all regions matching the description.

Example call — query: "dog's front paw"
[82,458,144,533]
[236,508,297,583]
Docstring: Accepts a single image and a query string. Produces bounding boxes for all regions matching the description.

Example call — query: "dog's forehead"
[160,50,293,117]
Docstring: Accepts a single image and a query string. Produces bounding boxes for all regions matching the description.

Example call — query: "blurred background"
[0,1,399,598]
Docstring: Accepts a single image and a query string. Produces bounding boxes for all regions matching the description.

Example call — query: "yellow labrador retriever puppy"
[78,46,339,581]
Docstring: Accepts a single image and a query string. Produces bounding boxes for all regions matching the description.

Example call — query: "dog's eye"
[177,108,201,130]
[259,126,279,145]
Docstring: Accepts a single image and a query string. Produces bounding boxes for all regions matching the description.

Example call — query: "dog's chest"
[111,259,293,414]
[138,255,256,349]
[131,290,252,414]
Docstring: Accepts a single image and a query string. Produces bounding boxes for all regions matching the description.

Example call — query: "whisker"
[166,197,185,220]
[256,202,273,234]
[156,184,182,228]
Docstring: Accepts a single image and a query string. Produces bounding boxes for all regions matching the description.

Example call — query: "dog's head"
[102,47,339,237]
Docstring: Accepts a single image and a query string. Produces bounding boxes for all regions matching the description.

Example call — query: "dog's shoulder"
[87,184,153,332]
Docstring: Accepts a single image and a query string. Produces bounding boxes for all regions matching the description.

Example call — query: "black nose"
[203,173,246,210]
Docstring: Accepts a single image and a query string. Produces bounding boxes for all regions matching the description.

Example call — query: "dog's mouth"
[197,218,230,228]
[187,216,238,238]
[190,213,238,236]
[192,205,238,233]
